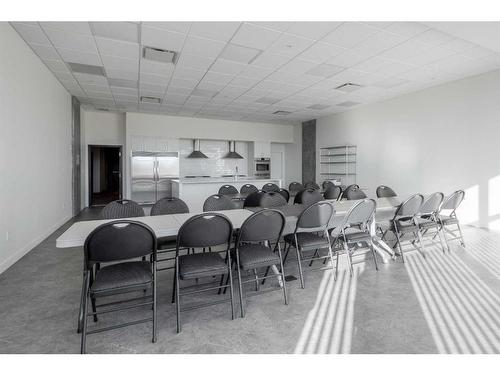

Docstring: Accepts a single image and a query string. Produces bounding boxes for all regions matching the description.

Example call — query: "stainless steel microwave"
[254,158,270,176]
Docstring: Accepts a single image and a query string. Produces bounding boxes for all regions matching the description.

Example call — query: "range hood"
[224,141,244,159]
[186,139,208,159]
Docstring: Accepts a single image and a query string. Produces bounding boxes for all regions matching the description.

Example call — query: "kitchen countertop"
[172,177,280,184]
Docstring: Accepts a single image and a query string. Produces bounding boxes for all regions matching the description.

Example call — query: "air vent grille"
[140,96,162,104]
[143,46,177,64]
[273,110,292,115]
[335,83,363,92]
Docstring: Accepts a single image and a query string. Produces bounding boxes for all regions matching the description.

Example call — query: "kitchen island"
[171,177,282,212]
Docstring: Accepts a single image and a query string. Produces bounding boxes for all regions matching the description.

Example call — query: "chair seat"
[178,252,227,280]
[91,261,152,294]
[416,217,437,229]
[284,232,329,249]
[438,215,458,225]
[340,230,372,243]
[157,235,177,250]
[236,244,280,270]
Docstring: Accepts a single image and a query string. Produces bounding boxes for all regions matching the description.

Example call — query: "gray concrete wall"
[302,119,316,184]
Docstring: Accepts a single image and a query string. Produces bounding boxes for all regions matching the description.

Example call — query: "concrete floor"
[1,208,500,354]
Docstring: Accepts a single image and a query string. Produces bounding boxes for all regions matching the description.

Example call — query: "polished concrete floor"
[1,208,499,354]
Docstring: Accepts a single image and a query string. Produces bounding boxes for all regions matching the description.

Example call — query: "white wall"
[80,110,126,207]
[316,68,500,229]
[0,23,72,273]
[284,124,303,188]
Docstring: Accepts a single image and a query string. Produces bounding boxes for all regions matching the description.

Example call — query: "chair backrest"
[441,190,465,212]
[341,184,360,200]
[101,199,145,219]
[277,188,290,202]
[84,220,156,267]
[294,188,323,205]
[376,185,397,198]
[238,209,285,244]
[296,201,334,232]
[240,183,258,194]
[394,194,424,218]
[262,182,280,192]
[340,199,376,231]
[322,180,335,190]
[323,185,342,200]
[218,184,238,195]
[203,194,235,211]
[288,181,304,193]
[150,197,189,216]
[260,191,288,208]
[177,213,233,249]
[346,187,367,200]
[243,191,266,208]
[304,181,320,190]
[420,192,444,215]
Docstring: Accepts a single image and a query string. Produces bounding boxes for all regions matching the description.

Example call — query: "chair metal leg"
[175,262,181,333]
[283,242,291,264]
[334,250,339,281]
[91,297,98,322]
[80,272,90,354]
[171,265,177,304]
[227,259,236,320]
[342,241,354,277]
[370,239,379,271]
[295,244,305,289]
[309,249,319,267]
[236,253,245,318]
[416,227,427,259]
[394,224,405,263]
[152,265,157,343]
[456,222,465,247]
[77,272,86,333]
[277,244,288,305]
[252,269,259,291]
[435,222,447,254]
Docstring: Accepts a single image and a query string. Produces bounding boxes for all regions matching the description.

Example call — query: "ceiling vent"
[187,139,208,159]
[68,62,106,77]
[335,83,363,92]
[140,96,162,104]
[143,46,178,64]
[273,110,292,115]
[223,141,244,159]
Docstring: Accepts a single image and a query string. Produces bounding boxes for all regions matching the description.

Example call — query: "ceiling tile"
[321,22,379,48]
[142,22,192,34]
[189,22,240,42]
[57,48,102,65]
[306,63,344,77]
[44,28,98,54]
[40,22,92,35]
[250,22,294,32]
[96,37,139,59]
[140,59,175,76]
[266,33,315,57]
[209,59,247,75]
[11,23,51,45]
[169,78,199,89]
[106,69,138,81]
[182,36,226,59]
[278,58,317,75]
[43,59,70,73]
[231,23,282,50]
[412,29,454,46]
[90,22,138,43]
[201,71,235,85]
[297,42,346,63]
[229,76,260,88]
[219,43,261,64]
[141,26,186,51]
[239,65,273,79]
[173,67,206,81]
[28,43,60,60]
[385,22,429,38]
[140,72,171,85]
[101,55,138,71]
[74,72,108,85]
[286,22,342,40]
[251,52,290,69]
[176,53,215,70]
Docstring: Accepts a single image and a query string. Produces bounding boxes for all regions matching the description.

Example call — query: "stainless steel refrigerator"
[131,151,179,204]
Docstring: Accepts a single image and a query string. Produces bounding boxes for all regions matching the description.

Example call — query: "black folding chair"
[172,213,235,333]
[323,185,342,200]
[203,194,236,211]
[437,190,466,249]
[262,182,280,192]
[218,185,238,196]
[294,188,323,205]
[417,192,448,253]
[376,185,397,198]
[101,199,144,219]
[79,220,157,354]
[283,201,335,288]
[234,209,287,317]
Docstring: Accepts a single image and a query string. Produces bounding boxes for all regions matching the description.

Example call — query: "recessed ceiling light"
[220,43,262,64]
[273,110,292,115]
[191,88,218,98]
[68,62,106,77]
[306,63,343,78]
[307,104,331,110]
[140,96,162,104]
[143,46,178,64]
[337,101,361,107]
[335,83,363,92]
[108,78,138,89]
[256,97,280,105]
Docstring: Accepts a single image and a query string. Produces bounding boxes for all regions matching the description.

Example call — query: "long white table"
[56,197,402,263]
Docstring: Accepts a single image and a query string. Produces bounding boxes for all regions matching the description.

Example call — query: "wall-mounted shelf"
[319,145,357,187]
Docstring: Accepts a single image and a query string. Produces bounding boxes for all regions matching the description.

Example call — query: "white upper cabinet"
[254,141,271,158]
[130,136,180,152]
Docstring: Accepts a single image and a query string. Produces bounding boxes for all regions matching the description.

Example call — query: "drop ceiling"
[10,21,500,125]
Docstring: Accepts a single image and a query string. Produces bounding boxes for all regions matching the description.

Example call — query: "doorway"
[88,145,122,207]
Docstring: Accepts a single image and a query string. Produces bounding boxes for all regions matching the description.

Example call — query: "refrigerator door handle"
[154,160,158,182]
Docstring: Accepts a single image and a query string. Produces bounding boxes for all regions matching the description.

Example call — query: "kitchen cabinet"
[130,135,179,153]
[253,141,271,158]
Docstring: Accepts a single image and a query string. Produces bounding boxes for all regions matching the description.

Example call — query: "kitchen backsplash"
[179,139,249,177]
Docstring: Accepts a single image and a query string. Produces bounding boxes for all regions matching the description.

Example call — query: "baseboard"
[0,214,73,275]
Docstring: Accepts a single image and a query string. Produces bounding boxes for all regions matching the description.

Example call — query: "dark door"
[89,145,122,207]
[71,97,81,216]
